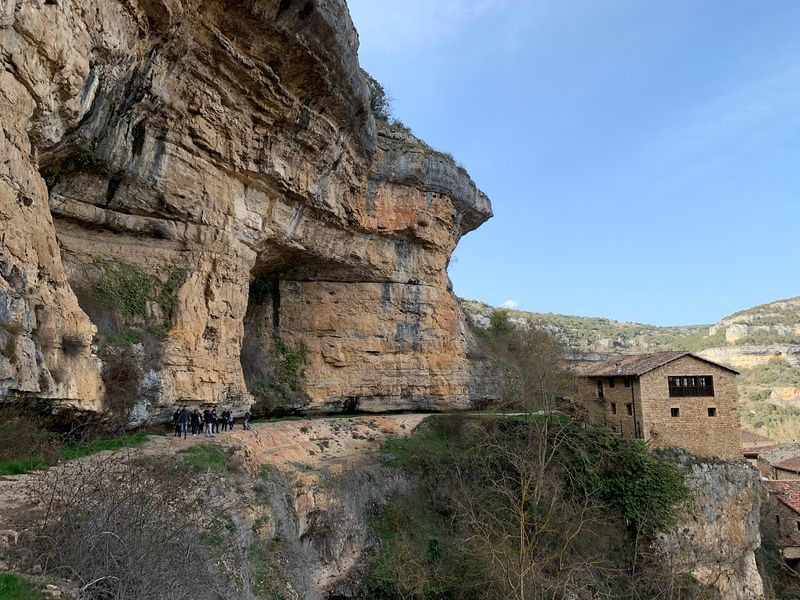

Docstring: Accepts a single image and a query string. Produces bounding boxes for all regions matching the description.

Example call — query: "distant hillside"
[460,299,710,354]
[461,296,800,441]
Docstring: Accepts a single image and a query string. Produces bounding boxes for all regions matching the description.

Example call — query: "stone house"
[763,481,800,562]
[757,445,800,479]
[573,351,741,459]
[770,457,800,481]
[741,430,776,463]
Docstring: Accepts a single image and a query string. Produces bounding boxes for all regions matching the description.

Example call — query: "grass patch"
[0,432,150,477]
[61,432,149,461]
[0,457,50,477]
[181,444,228,471]
[0,573,43,600]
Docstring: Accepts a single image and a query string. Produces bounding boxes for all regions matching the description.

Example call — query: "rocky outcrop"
[656,453,764,599]
[699,345,800,371]
[227,414,427,598]
[0,1,492,418]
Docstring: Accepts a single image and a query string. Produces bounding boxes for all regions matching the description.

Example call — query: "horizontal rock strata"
[0,0,492,419]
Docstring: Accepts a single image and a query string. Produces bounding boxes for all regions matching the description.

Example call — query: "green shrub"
[371,415,692,597]
[488,309,513,336]
[362,69,392,121]
[90,257,186,324]
[92,257,156,319]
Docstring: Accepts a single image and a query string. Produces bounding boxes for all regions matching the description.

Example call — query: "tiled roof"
[775,457,800,474]
[579,351,739,377]
[566,360,605,376]
[764,480,800,515]
[741,430,776,446]
[741,430,776,454]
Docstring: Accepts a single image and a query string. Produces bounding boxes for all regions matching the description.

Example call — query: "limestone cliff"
[0,0,492,419]
[656,452,764,599]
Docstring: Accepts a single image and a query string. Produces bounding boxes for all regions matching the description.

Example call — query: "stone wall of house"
[640,356,741,459]
[576,376,642,438]
[769,496,800,548]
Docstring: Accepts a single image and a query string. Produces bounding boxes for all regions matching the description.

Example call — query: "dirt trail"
[0,414,428,535]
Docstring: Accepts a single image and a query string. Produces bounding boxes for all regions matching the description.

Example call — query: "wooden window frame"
[668,375,714,397]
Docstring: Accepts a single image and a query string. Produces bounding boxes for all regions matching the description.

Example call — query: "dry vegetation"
[16,453,217,598]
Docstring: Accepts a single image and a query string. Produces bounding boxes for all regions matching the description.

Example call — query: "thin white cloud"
[500,299,520,310]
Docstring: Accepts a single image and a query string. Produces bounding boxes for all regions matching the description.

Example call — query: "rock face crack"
[0,0,494,418]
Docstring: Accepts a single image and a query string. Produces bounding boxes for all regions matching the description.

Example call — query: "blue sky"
[348,0,800,326]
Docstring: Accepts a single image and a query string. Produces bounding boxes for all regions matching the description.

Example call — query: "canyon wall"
[656,452,764,599]
[0,0,492,420]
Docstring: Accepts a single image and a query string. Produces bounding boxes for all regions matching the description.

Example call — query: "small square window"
[671,407,680,418]
[707,407,717,417]
[608,378,615,388]
[626,403,633,416]
[610,403,617,415]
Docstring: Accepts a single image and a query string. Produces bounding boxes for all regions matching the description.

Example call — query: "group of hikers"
[172,406,252,438]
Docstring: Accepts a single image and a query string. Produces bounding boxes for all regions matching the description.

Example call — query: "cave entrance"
[240,265,308,417]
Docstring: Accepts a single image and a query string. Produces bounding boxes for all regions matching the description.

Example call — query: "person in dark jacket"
[220,410,229,432]
[203,408,214,437]
[178,406,190,439]
[211,408,219,434]
[172,408,181,437]
[191,408,202,436]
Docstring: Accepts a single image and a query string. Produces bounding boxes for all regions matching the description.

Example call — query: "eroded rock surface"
[656,453,764,599]
[0,0,492,417]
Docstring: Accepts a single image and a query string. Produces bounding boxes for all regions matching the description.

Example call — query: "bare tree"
[487,324,576,415]
[16,451,238,599]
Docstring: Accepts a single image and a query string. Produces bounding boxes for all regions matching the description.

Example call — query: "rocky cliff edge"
[0,0,493,420]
